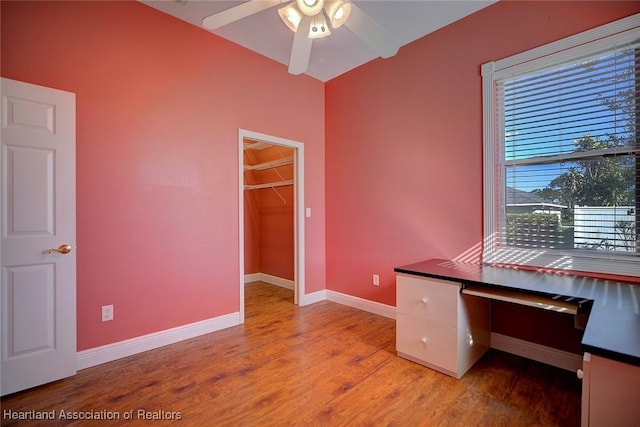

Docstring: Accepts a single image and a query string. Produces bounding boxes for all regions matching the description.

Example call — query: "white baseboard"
[490,332,582,372]
[326,290,396,319]
[244,272,294,290]
[301,289,327,306]
[260,273,295,290]
[244,273,261,283]
[76,312,240,370]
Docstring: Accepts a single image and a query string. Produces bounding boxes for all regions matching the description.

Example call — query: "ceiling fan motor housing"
[297,0,324,17]
[201,0,398,76]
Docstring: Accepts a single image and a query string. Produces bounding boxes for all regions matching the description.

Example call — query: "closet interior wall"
[243,141,295,281]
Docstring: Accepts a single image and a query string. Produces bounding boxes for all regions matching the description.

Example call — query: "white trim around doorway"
[238,129,306,323]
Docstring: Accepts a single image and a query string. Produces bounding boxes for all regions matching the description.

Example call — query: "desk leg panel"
[585,353,640,427]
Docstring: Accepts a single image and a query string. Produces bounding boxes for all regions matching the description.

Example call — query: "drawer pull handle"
[421,297,428,305]
[421,337,428,345]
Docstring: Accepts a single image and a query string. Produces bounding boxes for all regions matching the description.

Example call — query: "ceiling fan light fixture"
[296,0,324,17]
[278,3,302,32]
[308,13,331,39]
[326,0,351,28]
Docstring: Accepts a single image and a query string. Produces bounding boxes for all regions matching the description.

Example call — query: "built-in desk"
[394,259,640,427]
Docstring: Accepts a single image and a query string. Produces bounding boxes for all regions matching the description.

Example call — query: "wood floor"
[2,282,581,426]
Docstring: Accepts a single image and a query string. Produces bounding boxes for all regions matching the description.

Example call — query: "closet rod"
[244,179,294,191]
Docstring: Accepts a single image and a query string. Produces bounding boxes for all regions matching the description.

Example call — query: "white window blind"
[482,14,640,276]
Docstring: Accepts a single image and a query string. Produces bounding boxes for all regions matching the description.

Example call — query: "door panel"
[5,146,55,235]
[5,264,55,355]
[1,78,76,396]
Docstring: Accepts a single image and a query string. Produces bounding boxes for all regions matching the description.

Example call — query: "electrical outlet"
[373,274,380,286]
[102,305,114,322]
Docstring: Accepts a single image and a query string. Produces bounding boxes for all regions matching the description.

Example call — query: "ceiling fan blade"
[344,2,399,58]
[288,15,313,75]
[202,0,283,30]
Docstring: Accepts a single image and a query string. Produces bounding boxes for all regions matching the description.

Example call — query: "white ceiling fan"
[202,0,399,75]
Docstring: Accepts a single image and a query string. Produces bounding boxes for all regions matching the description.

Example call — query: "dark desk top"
[394,259,640,366]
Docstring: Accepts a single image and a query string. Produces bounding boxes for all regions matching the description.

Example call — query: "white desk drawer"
[396,274,459,327]
[396,313,458,373]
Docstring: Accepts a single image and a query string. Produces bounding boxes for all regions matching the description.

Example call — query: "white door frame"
[238,129,305,323]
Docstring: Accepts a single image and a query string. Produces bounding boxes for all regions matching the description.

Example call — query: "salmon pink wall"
[325,1,640,306]
[243,148,262,275]
[243,194,260,275]
[257,189,295,280]
[244,195,295,280]
[1,0,325,351]
[255,151,295,280]
[244,146,295,280]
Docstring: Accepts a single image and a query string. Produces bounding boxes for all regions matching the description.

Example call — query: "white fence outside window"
[573,206,636,251]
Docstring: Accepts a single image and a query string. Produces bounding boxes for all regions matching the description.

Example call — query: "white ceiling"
[141,0,496,82]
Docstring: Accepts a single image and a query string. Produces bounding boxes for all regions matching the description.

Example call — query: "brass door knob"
[45,244,72,255]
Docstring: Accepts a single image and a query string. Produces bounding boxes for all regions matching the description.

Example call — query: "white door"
[1,78,76,396]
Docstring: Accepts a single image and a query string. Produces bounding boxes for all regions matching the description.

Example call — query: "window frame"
[482,13,640,276]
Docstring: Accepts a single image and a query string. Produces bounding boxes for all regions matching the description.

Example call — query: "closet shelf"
[244,156,293,171]
[244,179,294,191]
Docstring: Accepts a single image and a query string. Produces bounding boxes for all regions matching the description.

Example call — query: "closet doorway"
[238,129,305,323]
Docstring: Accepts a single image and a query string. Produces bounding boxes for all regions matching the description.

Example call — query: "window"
[482,14,640,276]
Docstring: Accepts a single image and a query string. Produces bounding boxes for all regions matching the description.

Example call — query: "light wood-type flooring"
[2,281,581,426]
